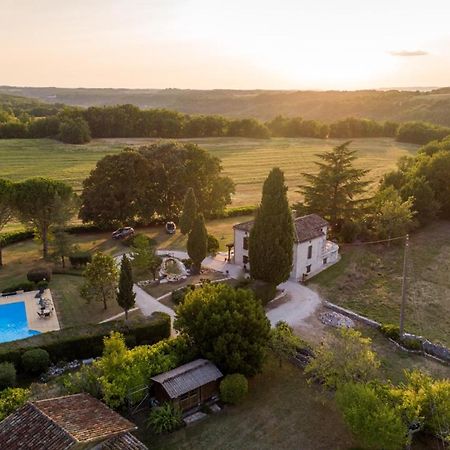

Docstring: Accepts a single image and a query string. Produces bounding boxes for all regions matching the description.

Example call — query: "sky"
[1,0,450,90]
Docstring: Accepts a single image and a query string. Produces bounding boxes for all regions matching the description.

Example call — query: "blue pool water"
[0,301,40,344]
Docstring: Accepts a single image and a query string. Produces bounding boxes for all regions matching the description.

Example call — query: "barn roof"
[233,213,328,243]
[151,359,223,399]
[0,393,139,450]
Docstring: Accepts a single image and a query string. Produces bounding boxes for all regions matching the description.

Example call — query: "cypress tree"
[117,254,136,320]
[179,188,198,235]
[187,213,208,274]
[249,168,294,285]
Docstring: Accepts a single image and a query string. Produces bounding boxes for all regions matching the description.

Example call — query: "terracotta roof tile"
[233,214,328,243]
[0,393,137,449]
[101,432,148,450]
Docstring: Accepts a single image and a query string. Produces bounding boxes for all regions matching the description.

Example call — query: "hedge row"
[0,231,35,247]
[0,312,170,372]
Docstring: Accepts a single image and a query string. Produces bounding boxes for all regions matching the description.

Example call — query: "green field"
[312,221,450,346]
[0,137,417,207]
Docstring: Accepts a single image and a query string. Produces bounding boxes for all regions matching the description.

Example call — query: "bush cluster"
[1,282,35,294]
[21,349,50,374]
[219,373,248,405]
[380,324,400,341]
[0,313,171,373]
[0,362,16,389]
[0,230,34,247]
[26,267,52,284]
[68,251,92,268]
[147,403,183,434]
[0,388,30,421]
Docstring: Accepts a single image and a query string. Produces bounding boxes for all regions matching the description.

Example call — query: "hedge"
[0,231,35,247]
[0,312,171,372]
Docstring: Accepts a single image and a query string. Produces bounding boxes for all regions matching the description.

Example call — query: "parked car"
[111,227,135,240]
[165,221,176,234]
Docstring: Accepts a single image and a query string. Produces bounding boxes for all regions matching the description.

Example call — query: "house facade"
[233,213,339,281]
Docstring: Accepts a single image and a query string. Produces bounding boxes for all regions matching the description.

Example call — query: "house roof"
[233,213,328,243]
[151,359,223,399]
[101,432,149,450]
[0,393,137,450]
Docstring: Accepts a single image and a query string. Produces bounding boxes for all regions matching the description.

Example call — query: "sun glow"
[0,0,449,88]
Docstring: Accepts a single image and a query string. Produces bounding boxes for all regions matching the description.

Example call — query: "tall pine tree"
[297,142,370,231]
[117,254,136,320]
[249,168,294,285]
[187,213,208,274]
[179,188,198,235]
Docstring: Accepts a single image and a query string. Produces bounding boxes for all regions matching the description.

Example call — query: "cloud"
[388,50,429,57]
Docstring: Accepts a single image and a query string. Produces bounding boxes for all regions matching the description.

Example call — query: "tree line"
[1,101,450,145]
[0,141,234,260]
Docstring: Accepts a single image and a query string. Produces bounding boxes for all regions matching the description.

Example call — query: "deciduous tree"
[336,382,409,450]
[269,321,305,367]
[249,168,294,285]
[117,254,136,320]
[131,235,162,280]
[305,328,380,389]
[14,178,75,258]
[175,283,270,376]
[81,253,119,310]
[52,229,74,268]
[80,150,153,227]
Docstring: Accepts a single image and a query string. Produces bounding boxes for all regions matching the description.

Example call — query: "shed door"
[179,388,200,411]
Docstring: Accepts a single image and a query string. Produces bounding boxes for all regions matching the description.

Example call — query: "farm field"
[312,220,450,347]
[0,137,418,208]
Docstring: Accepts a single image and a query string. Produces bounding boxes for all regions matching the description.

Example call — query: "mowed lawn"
[312,221,450,347]
[0,137,418,207]
[0,216,249,327]
[137,356,357,450]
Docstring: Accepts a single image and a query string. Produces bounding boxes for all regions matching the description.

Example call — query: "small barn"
[151,359,223,412]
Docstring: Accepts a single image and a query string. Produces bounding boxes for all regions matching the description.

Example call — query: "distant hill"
[1,86,450,126]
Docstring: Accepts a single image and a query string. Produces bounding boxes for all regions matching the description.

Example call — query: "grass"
[312,221,450,347]
[136,356,356,450]
[0,137,417,210]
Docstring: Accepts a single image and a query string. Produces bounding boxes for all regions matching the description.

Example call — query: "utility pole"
[399,234,409,337]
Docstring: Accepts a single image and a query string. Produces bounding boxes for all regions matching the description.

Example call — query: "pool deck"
[0,289,60,334]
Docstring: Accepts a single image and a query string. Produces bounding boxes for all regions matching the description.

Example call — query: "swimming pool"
[0,301,40,344]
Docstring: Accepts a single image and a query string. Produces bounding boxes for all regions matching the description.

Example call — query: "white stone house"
[233,214,339,281]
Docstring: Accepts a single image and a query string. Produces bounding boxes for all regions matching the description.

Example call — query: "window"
[307,245,313,259]
[306,264,311,274]
[243,236,249,250]
[323,257,328,265]
[243,255,249,264]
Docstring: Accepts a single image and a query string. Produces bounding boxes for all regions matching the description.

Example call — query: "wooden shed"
[151,359,223,412]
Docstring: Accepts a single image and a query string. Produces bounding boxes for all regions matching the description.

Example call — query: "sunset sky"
[1,0,449,90]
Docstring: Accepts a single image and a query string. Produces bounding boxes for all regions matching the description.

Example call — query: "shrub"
[122,233,156,248]
[1,281,35,294]
[0,313,171,371]
[21,349,50,374]
[27,267,52,284]
[171,285,195,305]
[400,337,423,351]
[380,324,400,341]
[0,388,30,421]
[248,280,277,306]
[63,364,103,399]
[0,362,16,389]
[36,280,49,290]
[147,403,183,434]
[69,251,92,268]
[207,234,220,255]
[220,374,248,405]
[0,231,34,247]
